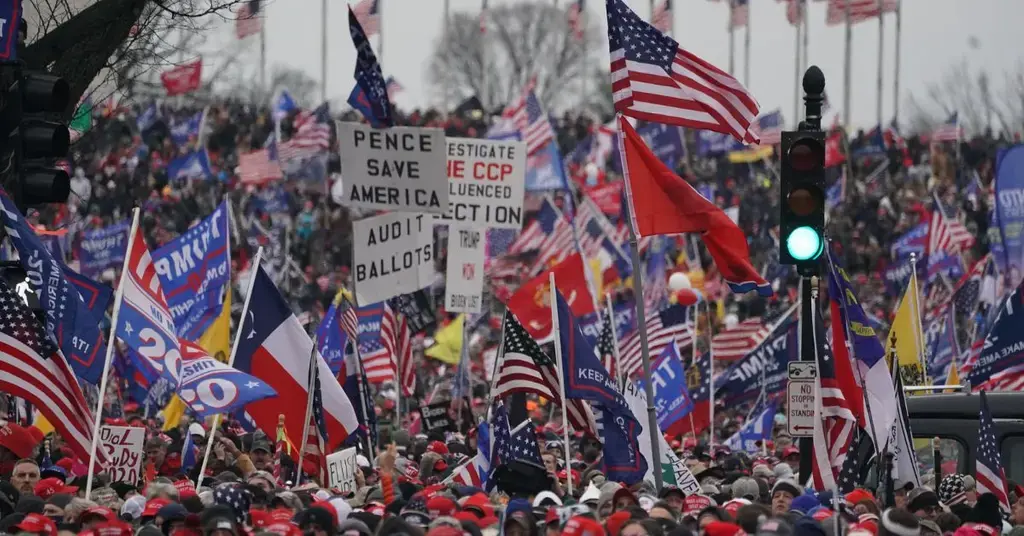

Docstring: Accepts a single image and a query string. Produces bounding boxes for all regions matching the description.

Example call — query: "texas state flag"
[233,264,359,452]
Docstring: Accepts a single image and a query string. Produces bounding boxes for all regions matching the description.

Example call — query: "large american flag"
[652,0,672,34]
[0,279,98,463]
[235,0,262,40]
[567,0,585,41]
[381,302,414,397]
[825,0,898,26]
[237,149,283,185]
[730,0,749,28]
[976,391,1011,512]
[278,103,331,162]
[607,0,760,143]
[927,193,975,258]
[618,304,693,378]
[932,112,963,142]
[504,85,555,156]
[351,0,380,36]
[810,306,857,491]
[492,313,596,436]
[711,317,771,361]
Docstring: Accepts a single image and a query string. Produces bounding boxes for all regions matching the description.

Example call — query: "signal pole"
[780,66,826,483]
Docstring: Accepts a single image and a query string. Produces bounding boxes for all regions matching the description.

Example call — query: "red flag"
[617,117,771,297]
[506,253,596,338]
[825,131,846,168]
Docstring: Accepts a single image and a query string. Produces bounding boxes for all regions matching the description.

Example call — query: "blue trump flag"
[272,89,298,121]
[716,315,798,405]
[724,400,778,453]
[641,342,692,433]
[166,149,213,181]
[0,0,19,61]
[554,290,646,484]
[76,220,129,277]
[995,145,1024,281]
[0,189,108,383]
[348,7,393,127]
[152,202,231,340]
[64,268,113,318]
[170,110,204,147]
[317,302,346,375]
[525,140,570,191]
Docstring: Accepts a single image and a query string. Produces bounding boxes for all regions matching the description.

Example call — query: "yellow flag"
[727,145,774,164]
[162,289,233,431]
[34,413,54,436]
[589,258,605,297]
[425,314,464,365]
[884,276,927,385]
[944,361,961,393]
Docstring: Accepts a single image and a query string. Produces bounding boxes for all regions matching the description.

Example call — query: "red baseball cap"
[562,515,606,536]
[683,494,713,517]
[80,521,133,536]
[142,498,171,518]
[426,441,449,455]
[81,506,117,523]
[14,513,58,536]
[782,446,800,458]
[33,478,78,500]
[0,423,37,459]
[173,479,197,499]
[426,496,458,517]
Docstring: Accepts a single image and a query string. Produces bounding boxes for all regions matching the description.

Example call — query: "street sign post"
[787,361,817,437]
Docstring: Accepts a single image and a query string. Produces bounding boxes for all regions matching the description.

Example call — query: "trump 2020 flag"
[115,212,276,419]
[554,289,646,484]
[617,116,771,297]
[724,400,778,453]
[348,6,393,127]
[0,189,108,384]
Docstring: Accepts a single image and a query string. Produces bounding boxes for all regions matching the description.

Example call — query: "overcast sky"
[203,0,1018,131]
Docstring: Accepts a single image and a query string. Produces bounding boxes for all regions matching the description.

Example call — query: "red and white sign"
[161,59,203,96]
[438,137,526,230]
[585,182,623,219]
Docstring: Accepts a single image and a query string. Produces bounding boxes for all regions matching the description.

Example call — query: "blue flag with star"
[0,189,108,384]
[348,6,393,127]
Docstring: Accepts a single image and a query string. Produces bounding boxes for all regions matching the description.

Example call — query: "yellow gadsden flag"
[425,314,464,365]
[884,275,927,385]
[162,289,233,431]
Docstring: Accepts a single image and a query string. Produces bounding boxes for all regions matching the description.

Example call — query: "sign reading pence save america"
[337,122,448,214]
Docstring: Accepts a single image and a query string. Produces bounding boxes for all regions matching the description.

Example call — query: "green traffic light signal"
[786,226,823,261]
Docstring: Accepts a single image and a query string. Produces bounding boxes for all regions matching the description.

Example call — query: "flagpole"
[743,5,751,86]
[549,272,574,496]
[605,292,625,392]
[356,356,375,457]
[792,12,801,129]
[294,331,319,488]
[377,0,384,68]
[908,252,929,384]
[85,207,140,498]
[802,0,809,72]
[705,300,716,447]
[260,18,267,90]
[443,0,450,113]
[875,0,884,128]
[727,1,736,76]
[196,247,264,490]
[842,0,852,127]
[892,0,902,124]
[320,0,328,102]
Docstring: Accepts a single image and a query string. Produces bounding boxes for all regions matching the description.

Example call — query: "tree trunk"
[21,0,148,119]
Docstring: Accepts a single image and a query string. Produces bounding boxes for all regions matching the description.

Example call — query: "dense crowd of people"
[0,85,1017,536]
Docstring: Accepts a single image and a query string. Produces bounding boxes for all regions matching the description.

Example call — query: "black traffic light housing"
[0,65,71,213]
[779,130,826,275]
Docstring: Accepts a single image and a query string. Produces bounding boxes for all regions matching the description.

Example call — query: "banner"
[76,221,129,277]
[890,223,928,260]
[353,212,434,305]
[715,319,798,405]
[337,123,447,213]
[152,202,230,340]
[421,401,456,432]
[585,182,624,219]
[524,140,569,191]
[578,299,636,348]
[445,226,485,314]
[388,289,437,334]
[160,59,203,96]
[0,0,19,61]
[437,138,526,229]
[100,426,144,484]
[995,145,1024,284]
[166,149,212,181]
[326,447,359,493]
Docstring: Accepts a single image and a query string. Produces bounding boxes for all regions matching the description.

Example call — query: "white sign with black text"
[353,212,434,305]
[100,425,145,484]
[337,122,448,213]
[786,361,817,437]
[437,138,527,229]
[326,447,359,493]
[445,226,485,313]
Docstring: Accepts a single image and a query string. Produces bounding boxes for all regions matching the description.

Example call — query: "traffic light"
[779,130,826,275]
[0,67,71,212]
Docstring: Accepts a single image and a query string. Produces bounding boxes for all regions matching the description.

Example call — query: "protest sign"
[421,402,456,433]
[353,213,434,305]
[388,289,437,334]
[326,447,359,492]
[445,226,485,314]
[437,138,526,229]
[337,123,447,213]
[100,426,144,484]
[76,221,130,277]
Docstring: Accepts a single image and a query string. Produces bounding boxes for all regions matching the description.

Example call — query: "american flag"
[0,278,98,463]
[488,402,545,484]
[932,112,964,142]
[810,304,857,491]
[618,304,693,378]
[927,192,975,258]
[506,221,546,256]
[730,0,749,28]
[836,430,865,493]
[358,304,394,385]
[278,103,331,162]
[574,198,620,261]
[339,298,359,341]
[607,0,760,143]
[825,0,898,26]
[301,358,328,486]
[446,452,487,487]
[492,313,596,435]
[479,0,489,34]
[977,363,1024,392]
[385,77,403,101]
[503,85,555,156]
[711,317,771,361]
[530,199,575,274]
[237,149,283,185]
[235,0,262,40]
[652,0,672,34]
[751,110,784,146]
[351,0,380,36]
[381,302,414,397]
[976,391,1011,512]
[597,306,618,377]
[567,0,585,41]
[784,0,805,26]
